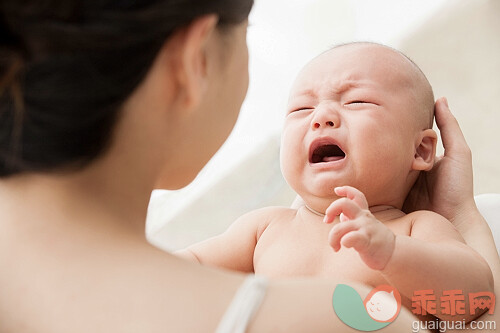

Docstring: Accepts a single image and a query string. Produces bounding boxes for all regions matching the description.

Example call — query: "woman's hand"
[403,98,499,332]
[403,97,477,228]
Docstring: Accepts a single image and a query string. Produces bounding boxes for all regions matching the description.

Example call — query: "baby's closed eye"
[344,100,379,106]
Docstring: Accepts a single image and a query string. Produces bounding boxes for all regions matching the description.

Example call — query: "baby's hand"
[324,186,395,270]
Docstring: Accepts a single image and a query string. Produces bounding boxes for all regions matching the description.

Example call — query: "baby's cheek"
[370,133,410,170]
[280,152,302,188]
[280,131,306,172]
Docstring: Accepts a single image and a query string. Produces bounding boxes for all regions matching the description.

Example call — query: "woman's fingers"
[434,97,471,157]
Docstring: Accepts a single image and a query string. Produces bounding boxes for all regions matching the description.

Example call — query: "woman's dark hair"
[0,0,253,177]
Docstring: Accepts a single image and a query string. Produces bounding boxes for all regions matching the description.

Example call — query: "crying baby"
[176,42,493,324]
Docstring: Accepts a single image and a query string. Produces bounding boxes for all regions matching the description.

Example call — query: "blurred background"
[147,0,500,251]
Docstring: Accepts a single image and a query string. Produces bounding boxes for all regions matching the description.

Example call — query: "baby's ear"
[412,129,437,171]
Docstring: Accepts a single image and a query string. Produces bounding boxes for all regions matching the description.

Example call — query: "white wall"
[397,0,500,195]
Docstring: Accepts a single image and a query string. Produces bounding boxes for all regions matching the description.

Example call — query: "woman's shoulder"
[0,191,243,332]
[0,222,249,332]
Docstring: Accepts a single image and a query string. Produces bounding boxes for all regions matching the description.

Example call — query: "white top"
[215,275,268,333]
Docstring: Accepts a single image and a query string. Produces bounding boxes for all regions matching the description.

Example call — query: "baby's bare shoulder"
[404,209,445,222]
[406,210,464,243]
[234,206,297,239]
[238,206,296,225]
[406,209,451,225]
[245,206,297,218]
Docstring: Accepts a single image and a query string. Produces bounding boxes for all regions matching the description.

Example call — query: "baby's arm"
[175,207,276,273]
[382,211,494,322]
[325,186,494,323]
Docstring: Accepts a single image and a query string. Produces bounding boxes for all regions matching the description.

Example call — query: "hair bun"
[0,10,17,45]
[0,12,25,95]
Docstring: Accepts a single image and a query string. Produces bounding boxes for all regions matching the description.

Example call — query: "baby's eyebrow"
[292,89,316,98]
[290,79,372,101]
[333,80,364,94]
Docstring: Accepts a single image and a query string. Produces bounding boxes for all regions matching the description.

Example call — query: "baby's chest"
[253,223,389,286]
[254,214,412,283]
[256,242,378,282]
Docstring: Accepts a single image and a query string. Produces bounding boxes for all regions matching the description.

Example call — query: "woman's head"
[0,0,252,179]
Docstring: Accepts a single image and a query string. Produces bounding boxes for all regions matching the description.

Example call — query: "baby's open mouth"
[309,138,346,164]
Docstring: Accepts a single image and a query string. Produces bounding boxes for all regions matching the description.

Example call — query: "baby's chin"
[299,179,343,198]
[299,191,341,213]
[288,176,349,209]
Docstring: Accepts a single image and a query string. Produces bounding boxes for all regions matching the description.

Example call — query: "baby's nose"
[313,121,335,129]
[311,103,341,130]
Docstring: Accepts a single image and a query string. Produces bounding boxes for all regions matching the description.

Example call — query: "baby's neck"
[369,205,397,213]
[301,188,407,217]
[303,202,404,222]
[369,205,406,222]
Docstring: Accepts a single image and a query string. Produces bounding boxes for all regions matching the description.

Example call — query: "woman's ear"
[412,129,437,171]
[163,14,218,110]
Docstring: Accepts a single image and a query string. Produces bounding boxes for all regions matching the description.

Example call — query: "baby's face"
[280,44,428,210]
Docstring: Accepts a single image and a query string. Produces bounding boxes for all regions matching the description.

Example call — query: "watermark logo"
[332,284,402,331]
[411,289,495,317]
[411,289,496,332]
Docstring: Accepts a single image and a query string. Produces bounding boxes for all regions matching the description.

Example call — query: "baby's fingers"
[324,198,362,223]
[334,186,369,210]
[328,221,361,252]
[340,230,369,252]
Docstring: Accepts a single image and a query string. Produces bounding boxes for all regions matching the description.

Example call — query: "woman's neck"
[0,103,169,236]
[0,66,189,237]
[0,159,154,236]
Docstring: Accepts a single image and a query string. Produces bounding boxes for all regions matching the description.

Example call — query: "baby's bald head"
[283,42,438,210]
[320,42,435,130]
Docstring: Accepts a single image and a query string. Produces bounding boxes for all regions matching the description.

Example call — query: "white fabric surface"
[475,194,500,252]
[215,275,268,333]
